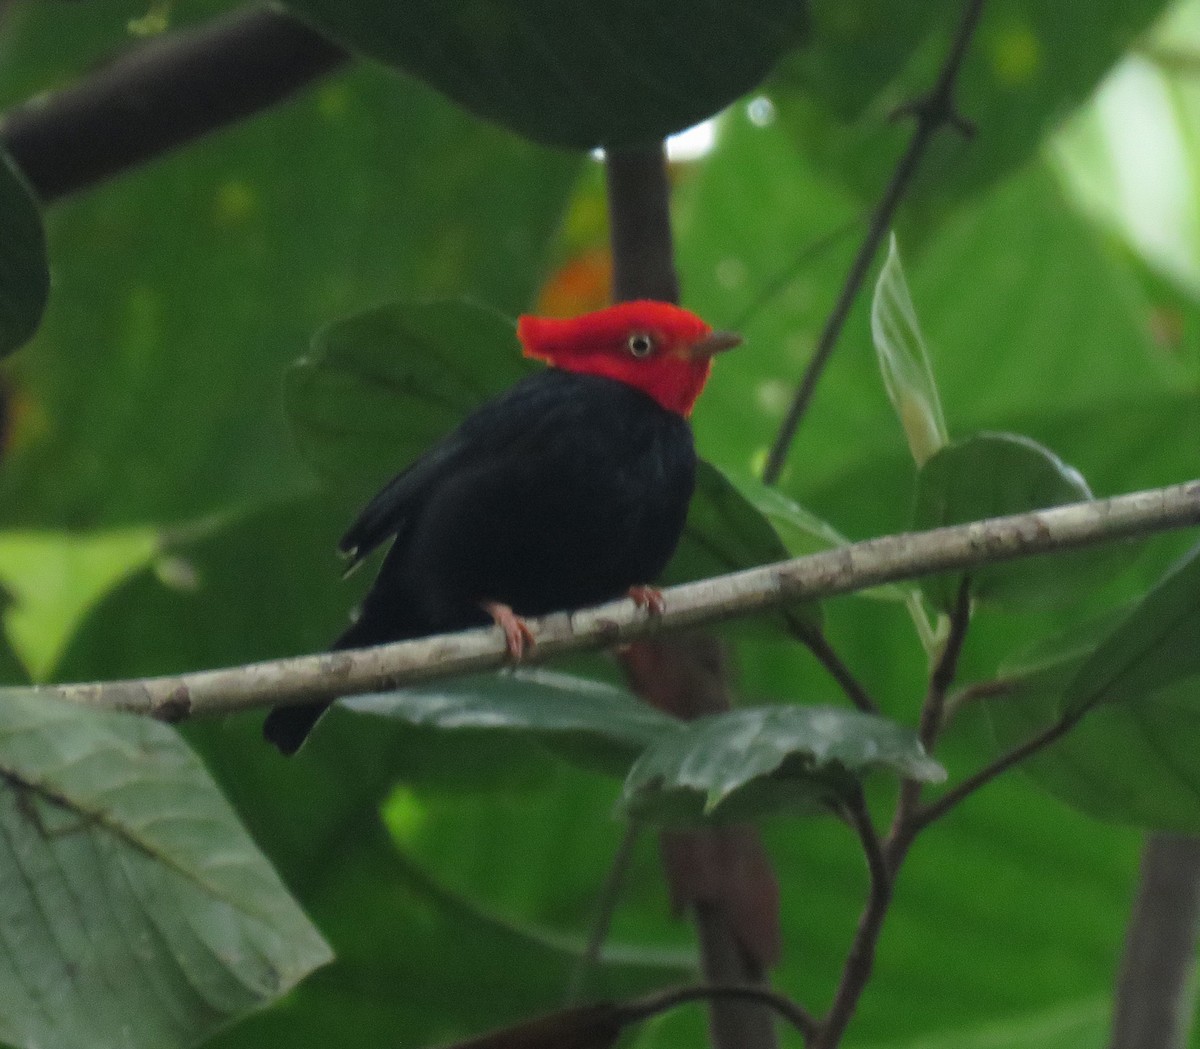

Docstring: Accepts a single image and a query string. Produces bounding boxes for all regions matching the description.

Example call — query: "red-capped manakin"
[264,301,739,753]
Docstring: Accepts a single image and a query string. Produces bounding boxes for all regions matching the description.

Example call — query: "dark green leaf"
[620,705,944,825]
[912,431,1113,612]
[1065,543,1200,715]
[344,669,681,777]
[285,299,531,493]
[0,152,48,357]
[282,0,809,148]
[0,689,331,1049]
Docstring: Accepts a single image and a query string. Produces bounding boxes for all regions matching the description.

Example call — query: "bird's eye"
[627,332,654,358]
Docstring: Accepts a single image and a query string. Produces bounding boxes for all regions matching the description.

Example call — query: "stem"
[791,620,880,714]
[815,792,893,1049]
[566,823,640,1003]
[919,578,972,748]
[1,7,347,202]
[624,984,817,1044]
[911,710,1083,832]
[1109,834,1200,1049]
[762,0,988,484]
[605,144,680,304]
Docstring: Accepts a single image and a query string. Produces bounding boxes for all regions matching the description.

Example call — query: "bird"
[263,300,740,754]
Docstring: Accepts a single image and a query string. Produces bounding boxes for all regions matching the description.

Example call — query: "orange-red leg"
[627,585,666,615]
[481,600,535,661]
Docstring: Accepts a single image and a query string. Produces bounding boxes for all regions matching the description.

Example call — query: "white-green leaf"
[0,690,331,1049]
[871,233,949,465]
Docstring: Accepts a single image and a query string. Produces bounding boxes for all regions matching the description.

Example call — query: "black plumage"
[263,368,696,754]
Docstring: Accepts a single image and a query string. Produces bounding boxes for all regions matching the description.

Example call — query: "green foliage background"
[0,0,1198,1047]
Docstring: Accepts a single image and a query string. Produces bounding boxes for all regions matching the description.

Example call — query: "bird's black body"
[264,369,697,753]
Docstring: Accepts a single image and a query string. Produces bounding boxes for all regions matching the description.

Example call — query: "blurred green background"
[1,0,1199,1047]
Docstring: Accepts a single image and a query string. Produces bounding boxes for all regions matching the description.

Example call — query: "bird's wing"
[337,373,579,572]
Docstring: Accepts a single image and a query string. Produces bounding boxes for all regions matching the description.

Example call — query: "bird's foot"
[481,600,535,661]
[627,585,666,615]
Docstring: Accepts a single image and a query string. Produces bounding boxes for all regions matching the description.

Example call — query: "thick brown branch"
[1,7,347,202]
[762,0,987,483]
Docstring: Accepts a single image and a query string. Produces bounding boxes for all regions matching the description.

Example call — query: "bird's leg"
[480,600,536,661]
[627,585,666,615]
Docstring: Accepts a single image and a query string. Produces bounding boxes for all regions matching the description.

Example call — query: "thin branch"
[605,144,680,303]
[622,983,817,1044]
[0,7,347,202]
[815,792,893,1049]
[911,710,1083,832]
[566,823,640,1003]
[790,619,880,714]
[762,0,987,484]
[29,479,1200,719]
[918,578,972,748]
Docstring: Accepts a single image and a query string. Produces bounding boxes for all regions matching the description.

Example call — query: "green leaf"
[912,432,1106,612]
[0,689,332,1049]
[871,233,949,466]
[281,0,809,149]
[1065,542,1200,715]
[0,151,49,357]
[285,299,532,493]
[343,669,681,777]
[620,705,944,825]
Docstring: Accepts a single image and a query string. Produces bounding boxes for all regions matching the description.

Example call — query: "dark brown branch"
[919,578,972,748]
[912,710,1083,832]
[624,983,817,1044]
[1109,834,1200,1049]
[762,0,987,484]
[790,619,880,714]
[605,144,680,303]
[0,6,347,202]
[815,792,893,1049]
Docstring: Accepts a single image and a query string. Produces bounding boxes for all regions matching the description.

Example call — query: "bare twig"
[0,6,347,202]
[815,792,893,1049]
[762,0,988,484]
[790,620,880,714]
[919,578,972,748]
[623,983,817,1044]
[566,823,640,1003]
[911,710,1083,833]
[30,479,1199,720]
[1110,834,1200,1049]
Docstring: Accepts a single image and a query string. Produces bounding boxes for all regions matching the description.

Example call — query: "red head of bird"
[516,301,740,418]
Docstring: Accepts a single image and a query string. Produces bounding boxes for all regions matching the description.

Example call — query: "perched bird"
[263,301,739,754]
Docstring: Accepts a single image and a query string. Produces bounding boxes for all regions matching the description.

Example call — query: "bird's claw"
[481,600,536,661]
[628,585,666,616]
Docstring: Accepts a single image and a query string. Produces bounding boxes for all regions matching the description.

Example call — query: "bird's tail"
[262,614,389,755]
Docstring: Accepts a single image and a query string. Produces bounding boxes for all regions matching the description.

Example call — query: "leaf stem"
[790,619,880,714]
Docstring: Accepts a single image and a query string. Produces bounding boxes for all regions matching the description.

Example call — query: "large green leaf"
[620,705,944,825]
[0,689,331,1049]
[0,11,577,528]
[774,0,1174,209]
[285,299,532,494]
[0,151,48,357]
[282,0,809,149]
[344,669,680,777]
[912,431,1116,612]
[1065,543,1200,715]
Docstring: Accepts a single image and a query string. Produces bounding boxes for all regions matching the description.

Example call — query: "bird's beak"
[689,330,742,359]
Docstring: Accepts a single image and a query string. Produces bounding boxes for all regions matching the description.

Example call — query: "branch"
[30,479,1200,719]
[919,578,972,748]
[1109,834,1200,1049]
[762,0,987,484]
[815,792,892,1049]
[623,983,817,1044]
[0,6,347,202]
